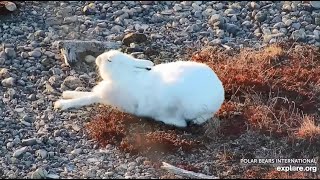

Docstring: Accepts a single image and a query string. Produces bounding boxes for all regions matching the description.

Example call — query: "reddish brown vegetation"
[86,41,320,179]
[86,108,204,156]
[192,41,320,140]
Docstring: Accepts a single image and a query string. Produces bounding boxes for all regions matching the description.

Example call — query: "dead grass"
[85,41,320,178]
[191,41,320,140]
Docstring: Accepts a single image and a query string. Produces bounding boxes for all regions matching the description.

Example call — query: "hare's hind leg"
[54,95,100,110]
[62,91,94,99]
[156,116,187,128]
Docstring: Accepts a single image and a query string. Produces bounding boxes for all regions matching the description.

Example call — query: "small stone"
[249,2,260,9]
[4,48,16,58]
[22,138,38,146]
[254,11,267,22]
[282,3,292,12]
[292,23,301,30]
[284,19,293,27]
[122,33,148,46]
[28,50,42,58]
[139,1,153,5]
[31,168,48,179]
[46,174,59,179]
[0,58,5,65]
[71,148,82,155]
[105,171,114,176]
[62,76,83,90]
[1,77,15,87]
[21,52,29,58]
[0,68,9,78]
[291,29,306,41]
[208,14,224,25]
[36,149,48,159]
[310,1,320,9]
[85,55,96,63]
[13,147,28,158]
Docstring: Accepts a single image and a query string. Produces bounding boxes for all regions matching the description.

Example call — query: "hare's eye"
[107,58,112,62]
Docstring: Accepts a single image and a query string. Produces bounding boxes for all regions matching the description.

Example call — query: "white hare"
[54,50,225,128]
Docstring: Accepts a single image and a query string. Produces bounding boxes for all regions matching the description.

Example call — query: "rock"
[282,3,292,12]
[284,19,293,27]
[0,51,6,59]
[85,55,96,63]
[13,147,28,158]
[291,29,306,41]
[22,138,38,146]
[0,58,5,65]
[31,168,48,179]
[34,30,45,37]
[139,1,153,5]
[62,76,83,90]
[21,52,29,58]
[173,4,182,11]
[4,48,16,58]
[0,1,17,14]
[208,14,224,25]
[122,33,148,46]
[29,50,42,58]
[0,68,9,78]
[225,23,239,35]
[71,148,82,155]
[1,77,15,87]
[249,2,260,9]
[254,11,267,22]
[292,23,301,30]
[46,174,59,179]
[310,1,320,9]
[314,29,320,40]
[36,149,48,159]
[83,4,95,15]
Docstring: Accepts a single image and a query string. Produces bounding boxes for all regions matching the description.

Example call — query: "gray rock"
[28,50,42,58]
[208,14,224,25]
[274,22,285,29]
[4,48,16,58]
[284,19,293,27]
[0,58,5,65]
[62,76,83,90]
[1,77,15,87]
[310,1,320,9]
[31,168,48,179]
[22,138,38,146]
[36,149,48,159]
[225,23,239,35]
[122,33,148,46]
[292,23,301,30]
[13,147,28,158]
[0,51,7,59]
[291,29,306,41]
[254,11,267,22]
[21,52,29,58]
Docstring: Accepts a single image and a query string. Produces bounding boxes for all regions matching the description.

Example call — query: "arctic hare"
[54,50,225,128]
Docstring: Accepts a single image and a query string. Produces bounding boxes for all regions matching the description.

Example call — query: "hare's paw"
[54,99,69,110]
[62,91,74,99]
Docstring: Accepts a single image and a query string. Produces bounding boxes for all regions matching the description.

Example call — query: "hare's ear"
[130,58,154,69]
[95,56,105,66]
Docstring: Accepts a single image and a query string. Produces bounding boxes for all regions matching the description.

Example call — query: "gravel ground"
[1,1,320,179]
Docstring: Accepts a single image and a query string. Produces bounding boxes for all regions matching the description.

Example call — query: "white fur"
[54,50,225,128]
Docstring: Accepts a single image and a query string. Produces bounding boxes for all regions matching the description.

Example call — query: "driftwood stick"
[160,162,219,179]
[53,40,121,66]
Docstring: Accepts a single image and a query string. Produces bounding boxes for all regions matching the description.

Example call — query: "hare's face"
[96,50,154,78]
